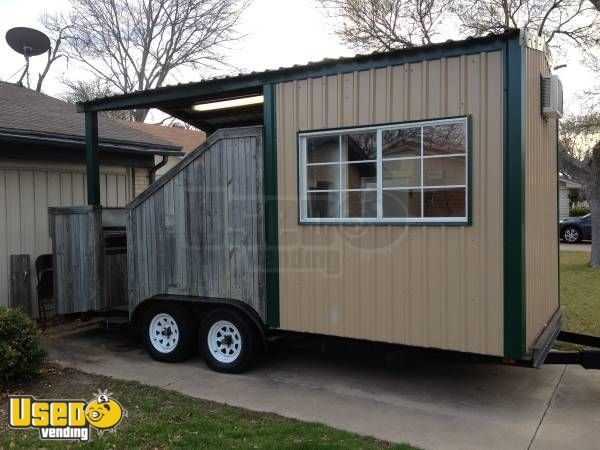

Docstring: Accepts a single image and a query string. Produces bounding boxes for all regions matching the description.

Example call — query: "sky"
[0,0,595,117]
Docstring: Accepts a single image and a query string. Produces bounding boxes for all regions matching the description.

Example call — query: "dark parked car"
[560,214,591,243]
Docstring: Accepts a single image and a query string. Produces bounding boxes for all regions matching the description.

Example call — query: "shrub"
[0,307,46,381]
[570,206,590,217]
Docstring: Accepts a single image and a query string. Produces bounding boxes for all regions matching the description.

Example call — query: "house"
[60,29,561,371]
[558,174,584,219]
[0,81,183,314]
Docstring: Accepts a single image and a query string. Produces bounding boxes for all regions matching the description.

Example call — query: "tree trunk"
[133,109,149,122]
[590,142,600,267]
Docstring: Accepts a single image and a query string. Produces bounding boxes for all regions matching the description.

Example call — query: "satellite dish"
[6,27,51,56]
[5,27,51,87]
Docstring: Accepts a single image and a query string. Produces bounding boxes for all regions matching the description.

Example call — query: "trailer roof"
[77,29,520,118]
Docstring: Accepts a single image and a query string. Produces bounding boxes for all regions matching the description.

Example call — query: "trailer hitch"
[544,331,600,370]
[545,349,600,369]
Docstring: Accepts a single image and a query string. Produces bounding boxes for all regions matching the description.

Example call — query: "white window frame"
[298,116,470,225]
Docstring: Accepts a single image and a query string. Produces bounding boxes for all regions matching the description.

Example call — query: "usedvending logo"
[8,389,127,442]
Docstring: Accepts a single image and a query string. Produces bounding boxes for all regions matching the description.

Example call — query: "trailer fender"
[131,295,268,348]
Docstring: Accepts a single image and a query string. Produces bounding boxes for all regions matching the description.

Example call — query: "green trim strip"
[84,110,101,205]
[467,116,473,225]
[263,84,280,328]
[503,37,526,359]
[556,118,560,308]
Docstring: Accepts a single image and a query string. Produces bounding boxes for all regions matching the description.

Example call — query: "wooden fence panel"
[127,127,266,319]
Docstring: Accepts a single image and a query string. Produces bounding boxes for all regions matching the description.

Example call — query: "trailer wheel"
[200,309,257,373]
[143,304,196,362]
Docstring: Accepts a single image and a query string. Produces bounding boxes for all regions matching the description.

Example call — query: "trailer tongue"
[544,331,600,370]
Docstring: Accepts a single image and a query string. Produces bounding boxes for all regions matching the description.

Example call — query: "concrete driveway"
[560,242,591,252]
[44,322,600,450]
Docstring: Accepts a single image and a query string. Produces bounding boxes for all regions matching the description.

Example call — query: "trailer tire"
[200,309,257,373]
[143,304,196,363]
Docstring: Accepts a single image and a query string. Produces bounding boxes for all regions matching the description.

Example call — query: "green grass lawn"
[559,250,600,346]
[0,366,416,450]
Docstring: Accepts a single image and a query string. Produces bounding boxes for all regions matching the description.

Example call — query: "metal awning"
[76,29,520,205]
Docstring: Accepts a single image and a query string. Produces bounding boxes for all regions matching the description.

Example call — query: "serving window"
[299,117,469,224]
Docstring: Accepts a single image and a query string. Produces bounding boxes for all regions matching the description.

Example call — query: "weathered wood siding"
[275,51,505,356]
[49,206,104,314]
[9,254,31,315]
[127,127,266,319]
[524,47,560,349]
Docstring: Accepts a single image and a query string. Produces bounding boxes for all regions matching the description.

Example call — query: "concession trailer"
[49,29,600,373]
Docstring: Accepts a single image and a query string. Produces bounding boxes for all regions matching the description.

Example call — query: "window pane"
[382,127,420,158]
[423,156,466,186]
[307,164,340,190]
[342,132,376,161]
[382,189,421,218]
[382,159,420,188]
[307,135,339,163]
[342,190,377,218]
[307,192,339,218]
[423,123,465,156]
[423,188,466,217]
[342,162,377,190]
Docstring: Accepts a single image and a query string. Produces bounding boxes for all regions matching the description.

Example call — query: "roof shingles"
[122,121,205,153]
[0,81,178,149]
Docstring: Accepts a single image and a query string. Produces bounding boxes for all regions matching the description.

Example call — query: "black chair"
[35,254,54,324]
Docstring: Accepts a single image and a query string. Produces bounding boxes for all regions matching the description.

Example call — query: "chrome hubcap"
[564,228,579,243]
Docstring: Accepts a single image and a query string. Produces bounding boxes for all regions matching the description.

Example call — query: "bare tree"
[582,51,600,109]
[60,78,132,120]
[319,0,600,53]
[560,115,600,266]
[43,0,250,122]
[318,0,453,51]
[454,0,600,54]
[35,18,71,93]
[153,116,198,129]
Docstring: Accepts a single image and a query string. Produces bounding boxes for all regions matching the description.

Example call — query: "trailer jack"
[544,331,600,369]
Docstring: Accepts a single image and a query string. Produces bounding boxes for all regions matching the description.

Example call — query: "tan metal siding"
[524,49,560,349]
[0,160,131,311]
[276,51,505,356]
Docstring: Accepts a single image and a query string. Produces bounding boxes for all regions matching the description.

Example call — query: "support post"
[503,35,526,359]
[263,84,280,328]
[85,110,101,205]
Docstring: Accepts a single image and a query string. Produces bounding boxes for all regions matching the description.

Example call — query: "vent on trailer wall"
[541,75,563,119]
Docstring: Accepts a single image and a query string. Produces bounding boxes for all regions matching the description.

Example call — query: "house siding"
[523,48,560,350]
[0,159,131,312]
[275,51,505,356]
[559,183,570,220]
[133,167,150,196]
